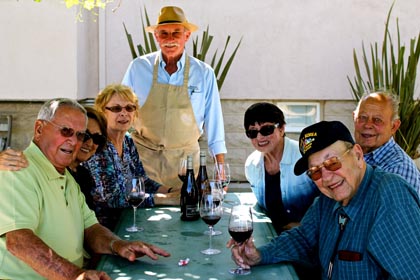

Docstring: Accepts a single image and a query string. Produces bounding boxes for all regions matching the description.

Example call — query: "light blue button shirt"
[122,51,227,155]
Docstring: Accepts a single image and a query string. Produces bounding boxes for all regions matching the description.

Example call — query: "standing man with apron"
[122,6,227,191]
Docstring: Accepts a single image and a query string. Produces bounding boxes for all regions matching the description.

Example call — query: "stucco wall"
[1,0,419,100]
[104,0,420,100]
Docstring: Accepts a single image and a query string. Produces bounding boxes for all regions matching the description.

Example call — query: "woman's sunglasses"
[306,148,351,181]
[83,131,107,146]
[43,120,86,142]
[245,123,279,139]
[105,104,137,113]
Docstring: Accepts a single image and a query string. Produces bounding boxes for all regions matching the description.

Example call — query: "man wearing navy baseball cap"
[228,120,420,279]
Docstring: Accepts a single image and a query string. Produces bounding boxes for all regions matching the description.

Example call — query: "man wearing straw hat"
[122,6,227,191]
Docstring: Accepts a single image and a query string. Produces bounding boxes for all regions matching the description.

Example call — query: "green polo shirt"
[0,142,98,279]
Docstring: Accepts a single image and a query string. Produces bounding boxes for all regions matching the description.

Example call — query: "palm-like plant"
[347,3,420,159]
[123,6,242,91]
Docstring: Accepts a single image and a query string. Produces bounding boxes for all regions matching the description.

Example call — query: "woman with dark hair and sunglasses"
[67,106,108,210]
[83,84,178,230]
[244,102,319,235]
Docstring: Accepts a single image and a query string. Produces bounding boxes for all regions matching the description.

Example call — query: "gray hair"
[354,91,400,121]
[37,98,87,122]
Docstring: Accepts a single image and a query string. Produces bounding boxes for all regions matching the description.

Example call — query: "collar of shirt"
[363,138,396,165]
[158,50,186,72]
[28,141,72,181]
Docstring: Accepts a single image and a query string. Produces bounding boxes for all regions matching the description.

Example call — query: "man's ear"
[34,120,44,141]
[184,30,191,41]
[391,119,401,134]
[353,144,364,165]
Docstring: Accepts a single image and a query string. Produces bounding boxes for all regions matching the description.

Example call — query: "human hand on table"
[0,148,28,171]
[111,240,171,262]
[154,188,181,206]
[226,237,261,269]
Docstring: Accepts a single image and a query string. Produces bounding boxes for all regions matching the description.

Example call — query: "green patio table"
[96,192,299,279]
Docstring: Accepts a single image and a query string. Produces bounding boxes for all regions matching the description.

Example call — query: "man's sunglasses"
[83,130,106,146]
[105,104,137,113]
[306,148,351,181]
[246,123,279,139]
[43,120,86,142]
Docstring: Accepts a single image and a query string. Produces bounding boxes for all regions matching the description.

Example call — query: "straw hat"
[145,6,198,33]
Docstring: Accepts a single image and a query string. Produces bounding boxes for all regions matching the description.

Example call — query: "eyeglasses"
[156,30,185,39]
[83,130,106,146]
[306,148,352,181]
[355,115,385,126]
[246,123,279,139]
[105,104,137,113]
[43,120,86,142]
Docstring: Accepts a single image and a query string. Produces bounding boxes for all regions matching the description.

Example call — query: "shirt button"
[286,209,291,213]
[61,186,64,190]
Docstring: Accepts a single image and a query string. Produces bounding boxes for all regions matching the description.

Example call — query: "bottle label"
[185,205,199,218]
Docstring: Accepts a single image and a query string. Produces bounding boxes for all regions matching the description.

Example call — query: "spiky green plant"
[347,3,420,159]
[123,6,242,91]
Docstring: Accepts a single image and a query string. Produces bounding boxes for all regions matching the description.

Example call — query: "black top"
[264,169,289,235]
[68,165,122,231]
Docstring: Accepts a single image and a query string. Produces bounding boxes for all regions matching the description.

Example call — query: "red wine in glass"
[178,174,187,182]
[228,228,253,243]
[228,205,253,275]
[125,176,146,232]
[200,192,223,255]
[127,192,145,208]
[202,215,221,226]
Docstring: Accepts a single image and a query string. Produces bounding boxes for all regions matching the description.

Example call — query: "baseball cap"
[294,121,355,175]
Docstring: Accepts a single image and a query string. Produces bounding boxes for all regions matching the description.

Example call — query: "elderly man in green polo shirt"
[0,98,170,279]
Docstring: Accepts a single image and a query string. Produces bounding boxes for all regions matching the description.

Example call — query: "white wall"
[0,0,79,100]
[0,0,419,100]
[105,0,420,100]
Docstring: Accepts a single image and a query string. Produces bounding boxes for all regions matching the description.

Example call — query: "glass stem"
[133,207,137,227]
[209,226,213,249]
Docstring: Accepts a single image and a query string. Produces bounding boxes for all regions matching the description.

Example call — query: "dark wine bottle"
[196,151,210,202]
[180,155,200,221]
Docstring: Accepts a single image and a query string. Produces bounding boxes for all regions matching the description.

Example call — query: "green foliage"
[347,3,420,159]
[124,6,242,91]
[33,0,112,22]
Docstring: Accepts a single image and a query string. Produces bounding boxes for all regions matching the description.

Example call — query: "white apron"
[132,55,200,190]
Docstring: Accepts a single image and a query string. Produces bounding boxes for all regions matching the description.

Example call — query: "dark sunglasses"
[246,123,279,139]
[105,104,137,113]
[43,120,86,142]
[83,130,106,146]
[306,148,351,181]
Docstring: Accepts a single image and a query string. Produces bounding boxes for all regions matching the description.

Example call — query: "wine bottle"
[180,155,200,221]
[196,151,210,202]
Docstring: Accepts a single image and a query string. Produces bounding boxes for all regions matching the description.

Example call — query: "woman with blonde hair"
[83,84,178,230]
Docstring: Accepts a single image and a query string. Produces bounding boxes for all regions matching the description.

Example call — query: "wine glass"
[200,191,223,255]
[228,205,254,275]
[125,176,147,232]
[204,180,224,236]
[213,162,231,191]
[178,158,187,183]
